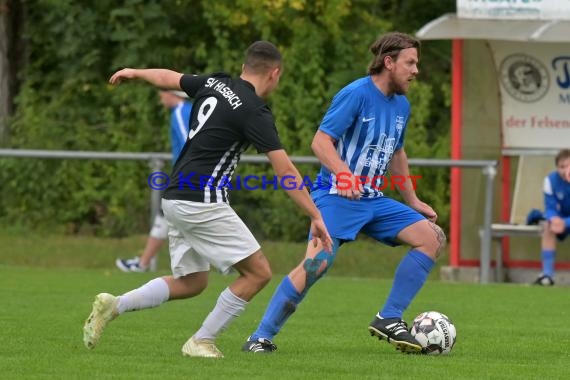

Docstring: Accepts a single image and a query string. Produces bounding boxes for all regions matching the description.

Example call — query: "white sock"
[193,288,247,340]
[116,277,170,314]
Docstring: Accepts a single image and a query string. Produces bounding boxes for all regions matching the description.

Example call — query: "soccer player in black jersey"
[83,41,333,358]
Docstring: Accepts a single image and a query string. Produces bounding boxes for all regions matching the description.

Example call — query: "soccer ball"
[410,311,456,355]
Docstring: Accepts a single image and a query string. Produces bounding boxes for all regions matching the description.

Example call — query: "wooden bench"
[484,153,551,281]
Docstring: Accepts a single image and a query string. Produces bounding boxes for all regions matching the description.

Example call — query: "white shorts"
[161,199,261,277]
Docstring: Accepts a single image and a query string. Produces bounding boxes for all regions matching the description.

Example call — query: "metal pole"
[480,163,497,284]
[148,158,165,225]
[0,149,501,279]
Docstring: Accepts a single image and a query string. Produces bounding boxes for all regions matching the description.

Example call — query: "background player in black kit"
[83,41,333,358]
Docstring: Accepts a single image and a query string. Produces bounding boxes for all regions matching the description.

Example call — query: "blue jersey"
[170,101,192,161]
[543,171,570,227]
[313,76,410,198]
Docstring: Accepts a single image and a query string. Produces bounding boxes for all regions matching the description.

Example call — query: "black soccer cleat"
[242,337,277,353]
[368,316,423,354]
[533,274,554,286]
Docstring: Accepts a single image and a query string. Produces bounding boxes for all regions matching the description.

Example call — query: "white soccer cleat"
[83,293,119,349]
[181,336,224,358]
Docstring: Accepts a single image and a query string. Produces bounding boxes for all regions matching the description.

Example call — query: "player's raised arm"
[109,68,183,90]
[265,149,333,252]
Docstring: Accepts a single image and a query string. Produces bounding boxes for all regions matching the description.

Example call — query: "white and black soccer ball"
[410,311,457,355]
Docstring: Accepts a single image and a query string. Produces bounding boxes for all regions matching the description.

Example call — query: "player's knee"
[244,271,271,293]
[431,223,447,259]
[239,251,273,288]
[261,269,272,287]
[172,274,208,298]
[252,264,272,288]
[191,282,208,296]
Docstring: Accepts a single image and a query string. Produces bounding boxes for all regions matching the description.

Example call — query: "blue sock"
[250,276,305,341]
[380,250,434,319]
[541,250,555,277]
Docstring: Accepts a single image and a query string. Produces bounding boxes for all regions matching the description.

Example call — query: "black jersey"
[163,73,283,203]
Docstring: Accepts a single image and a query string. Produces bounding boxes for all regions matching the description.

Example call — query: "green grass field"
[1,233,570,379]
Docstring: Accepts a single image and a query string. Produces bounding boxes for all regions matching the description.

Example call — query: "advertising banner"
[458,0,570,20]
[490,41,570,148]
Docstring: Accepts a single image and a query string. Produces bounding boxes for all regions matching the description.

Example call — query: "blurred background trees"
[0,0,455,239]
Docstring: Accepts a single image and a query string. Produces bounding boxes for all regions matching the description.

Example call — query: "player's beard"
[389,72,410,95]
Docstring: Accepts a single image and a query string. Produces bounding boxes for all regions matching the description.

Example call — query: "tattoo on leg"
[430,223,447,258]
[303,251,336,290]
[303,257,327,289]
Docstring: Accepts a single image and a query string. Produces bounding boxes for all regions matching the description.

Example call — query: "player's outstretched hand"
[109,68,137,85]
[310,217,333,253]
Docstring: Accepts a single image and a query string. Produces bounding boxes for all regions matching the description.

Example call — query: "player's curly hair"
[368,32,421,75]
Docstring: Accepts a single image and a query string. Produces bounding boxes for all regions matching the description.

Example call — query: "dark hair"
[367,32,421,75]
[555,149,570,165]
[243,41,282,74]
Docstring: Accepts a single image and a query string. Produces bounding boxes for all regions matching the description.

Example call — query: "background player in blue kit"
[116,89,192,273]
[533,149,570,286]
[243,32,446,354]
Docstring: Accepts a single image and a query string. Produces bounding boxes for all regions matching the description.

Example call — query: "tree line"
[0,0,454,240]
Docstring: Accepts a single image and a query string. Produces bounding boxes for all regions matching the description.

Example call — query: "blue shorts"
[311,194,425,246]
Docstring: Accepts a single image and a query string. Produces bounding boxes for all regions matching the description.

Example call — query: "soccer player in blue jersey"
[243,32,446,354]
[116,89,193,273]
[533,149,570,286]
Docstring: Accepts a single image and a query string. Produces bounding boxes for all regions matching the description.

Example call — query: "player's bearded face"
[390,48,419,95]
